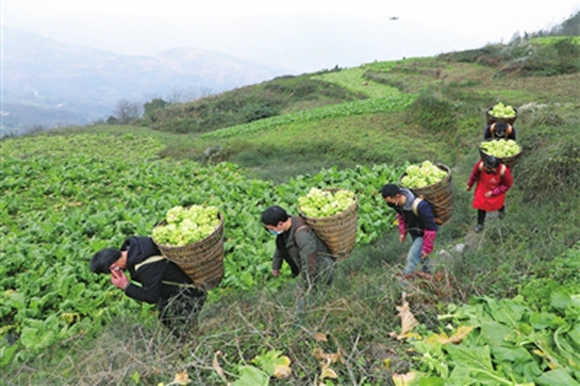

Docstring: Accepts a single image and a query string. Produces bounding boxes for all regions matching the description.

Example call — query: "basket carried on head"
[478,140,523,171]
[486,106,518,126]
[398,163,453,225]
[152,212,224,291]
[297,188,358,261]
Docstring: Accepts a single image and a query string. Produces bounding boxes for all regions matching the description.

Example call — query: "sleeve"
[422,229,437,255]
[120,237,133,251]
[492,166,514,196]
[294,229,318,275]
[484,126,492,139]
[396,213,406,236]
[124,261,166,304]
[272,247,283,271]
[417,201,437,255]
[467,161,482,189]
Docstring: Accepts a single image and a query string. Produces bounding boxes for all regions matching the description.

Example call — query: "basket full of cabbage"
[479,138,522,170]
[152,205,224,290]
[486,102,518,125]
[398,161,453,225]
[297,188,358,261]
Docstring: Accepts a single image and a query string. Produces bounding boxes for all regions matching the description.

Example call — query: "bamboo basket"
[152,212,224,291]
[479,140,523,171]
[297,188,358,261]
[486,106,518,125]
[398,163,453,225]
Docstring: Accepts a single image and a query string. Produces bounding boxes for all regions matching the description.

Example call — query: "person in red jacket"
[466,155,513,233]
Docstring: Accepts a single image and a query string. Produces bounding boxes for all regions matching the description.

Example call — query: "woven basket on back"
[398,163,453,225]
[297,188,358,261]
[486,106,518,126]
[478,140,522,171]
[152,212,224,291]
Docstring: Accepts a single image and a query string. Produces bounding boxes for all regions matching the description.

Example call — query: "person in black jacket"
[484,121,516,140]
[90,236,206,337]
[381,184,438,279]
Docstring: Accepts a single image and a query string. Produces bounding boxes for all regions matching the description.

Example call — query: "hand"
[399,234,406,243]
[484,191,492,198]
[272,269,280,277]
[420,251,429,260]
[466,185,472,191]
[111,268,129,290]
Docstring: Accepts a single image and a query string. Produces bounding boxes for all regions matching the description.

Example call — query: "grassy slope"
[4,41,580,385]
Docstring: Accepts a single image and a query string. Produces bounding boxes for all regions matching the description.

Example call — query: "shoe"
[473,224,484,233]
[498,210,506,219]
[416,271,432,280]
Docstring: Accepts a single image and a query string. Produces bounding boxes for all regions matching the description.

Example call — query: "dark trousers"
[157,287,206,337]
[477,206,505,224]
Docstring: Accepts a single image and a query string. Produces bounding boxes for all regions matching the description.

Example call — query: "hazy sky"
[2,0,579,72]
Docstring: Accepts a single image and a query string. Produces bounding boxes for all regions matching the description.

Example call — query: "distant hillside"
[1,28,293,133]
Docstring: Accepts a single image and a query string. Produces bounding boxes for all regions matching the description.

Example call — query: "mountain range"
[1,28,294,133]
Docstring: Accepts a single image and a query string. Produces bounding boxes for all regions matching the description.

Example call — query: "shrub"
[405,92,456,133]
[516,128,580,203]
[158,118,199,134]
[240,103,280,123]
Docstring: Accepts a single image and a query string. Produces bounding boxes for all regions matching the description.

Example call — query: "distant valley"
[1,28,294,135]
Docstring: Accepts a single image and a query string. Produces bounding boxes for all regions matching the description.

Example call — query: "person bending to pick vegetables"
[90,236,206,338]
[466,155,513,233]
[261,205,335,291]
[381,184,438,279]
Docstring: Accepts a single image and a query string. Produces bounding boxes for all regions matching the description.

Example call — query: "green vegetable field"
[0,132,405,366]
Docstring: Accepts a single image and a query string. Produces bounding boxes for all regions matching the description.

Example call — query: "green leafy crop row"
[311,67,403,98]
[201,94,416,139]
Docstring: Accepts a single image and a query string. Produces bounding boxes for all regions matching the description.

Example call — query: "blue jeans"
[403,236,431,274]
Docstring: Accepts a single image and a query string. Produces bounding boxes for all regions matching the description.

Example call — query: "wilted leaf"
[392,372,416,386]
[252,349,292,378]
[313,347,342,383]
[383,358,392,369]
[312,347,344,364]
[320,365,338,380]
[425,325,473,346]
[171,370,191,385]
[445,325,473,344]
[273,355,292,379]
[314,332,328,342]
[212,351,230,385]
[390,292,419,340]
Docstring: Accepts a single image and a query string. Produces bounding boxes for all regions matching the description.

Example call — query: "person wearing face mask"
[261,205,335,289]
[381,183,439,279]
[467,155,513,233]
